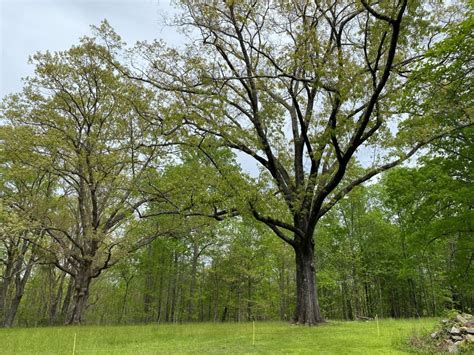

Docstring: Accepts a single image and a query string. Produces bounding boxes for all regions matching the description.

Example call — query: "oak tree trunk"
[293,240,324,325]
[67,272,92,325]
[0,266,12,324]
[3,244,35,328]
[60,275,74,322]
[49,269,66,325]
[3,291,22,328]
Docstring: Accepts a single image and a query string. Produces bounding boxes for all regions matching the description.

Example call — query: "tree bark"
[60,275,74,322]
[170,251,180,323]
[67,270,92,325]
[156,271,164,322]
[49,270,66,325]
[143,244,154,322]
[3,252,35,328]
[119,279,130,324]
[3,296,20,328]
[0,258,13,324]
[293,240,323,325]
[187,242,199,321]
[3,281,25,328]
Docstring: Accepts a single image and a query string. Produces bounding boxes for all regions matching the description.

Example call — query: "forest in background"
[0,1,472,328]
[7,154,474,326]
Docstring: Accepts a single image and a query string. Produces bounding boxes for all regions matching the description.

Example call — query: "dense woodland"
[0,0,473,327]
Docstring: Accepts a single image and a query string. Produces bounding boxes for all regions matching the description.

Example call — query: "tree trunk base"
[293,241,324,326]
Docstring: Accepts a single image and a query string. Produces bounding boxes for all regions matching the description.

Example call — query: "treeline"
[8,138,473,326]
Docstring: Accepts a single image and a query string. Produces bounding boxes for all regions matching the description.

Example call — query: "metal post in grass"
[72,332,77,355]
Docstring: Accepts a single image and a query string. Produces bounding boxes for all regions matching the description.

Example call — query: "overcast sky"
[0,0,182,98]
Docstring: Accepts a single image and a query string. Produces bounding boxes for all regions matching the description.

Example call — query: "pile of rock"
[430,313,474,353]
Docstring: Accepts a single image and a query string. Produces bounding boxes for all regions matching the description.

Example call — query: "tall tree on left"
[0,30,173,325]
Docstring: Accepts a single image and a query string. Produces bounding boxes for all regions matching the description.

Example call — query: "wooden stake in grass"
[376,315,380,337]
[72,332,77,355]
[252,320,255,346]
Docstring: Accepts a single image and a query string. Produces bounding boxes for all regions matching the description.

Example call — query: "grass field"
[0,318,437,354]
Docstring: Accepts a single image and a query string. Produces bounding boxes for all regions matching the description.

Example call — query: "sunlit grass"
[0,318,436,354]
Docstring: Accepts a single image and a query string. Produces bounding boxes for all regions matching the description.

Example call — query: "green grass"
[0,318,437,354]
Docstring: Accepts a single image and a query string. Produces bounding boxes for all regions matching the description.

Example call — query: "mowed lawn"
[0,318,437,354]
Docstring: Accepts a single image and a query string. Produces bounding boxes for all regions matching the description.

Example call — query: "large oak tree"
[0,37,176,324]
[117,0,471,324]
